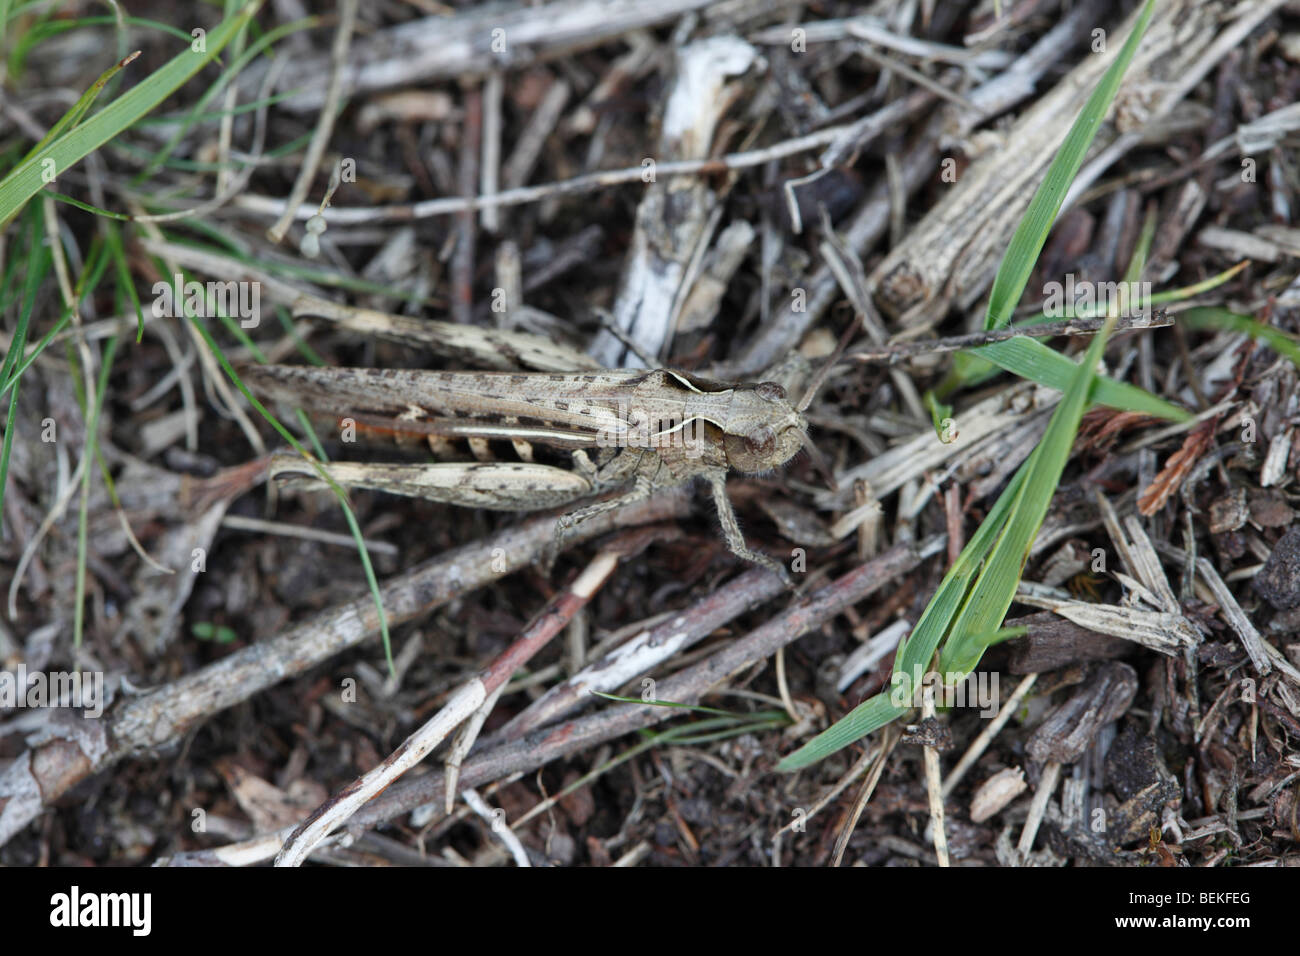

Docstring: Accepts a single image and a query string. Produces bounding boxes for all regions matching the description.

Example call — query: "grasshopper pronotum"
[244,362,814,580]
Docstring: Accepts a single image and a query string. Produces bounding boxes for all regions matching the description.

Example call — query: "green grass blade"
[0,208,49,522]
[775,694,906,772]
[1121,206,1157,283]
[15,51,141,167]
[105,222,146,341]
[45,191,133,220]
[777,3,1159,772]
[778,316,1120,771]
[1181,307,1300,368]
[967,336,1190,420]
[943,256,1244,415]
[0,0,263,228]
[776,468,1029,771]
[984,0,1156,331]
[940,316,1117,676]
[1,235,111,398]
[0,379,21,524]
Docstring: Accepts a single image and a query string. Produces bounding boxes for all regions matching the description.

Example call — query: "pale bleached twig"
[274,549,622,866]
[480,70,503,233]
[445,683,506,815]
[232,122,856,225]
[921,685,949,868]
[852,43,978,112]
[1016,761,1061,863]
[502,77,570,189]
[748,16,1014,69]
[255,0,718,112]
[463,789,530,867]
[0,494,687,851]
[590,35,758,366]
[266,0,357,242]
[1196,557,1272,676]
[942,673,1038,799]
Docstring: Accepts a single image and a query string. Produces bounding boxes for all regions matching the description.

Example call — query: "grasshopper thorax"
[723,382,807,473]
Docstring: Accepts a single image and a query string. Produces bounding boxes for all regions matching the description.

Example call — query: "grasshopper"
[243,363,812,580]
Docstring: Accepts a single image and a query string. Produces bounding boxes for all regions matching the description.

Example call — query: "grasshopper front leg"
[706,474,792,586]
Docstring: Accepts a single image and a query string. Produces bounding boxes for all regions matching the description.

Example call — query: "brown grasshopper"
[242,363,812,581]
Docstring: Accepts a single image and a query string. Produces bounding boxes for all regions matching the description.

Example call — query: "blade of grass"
[965,336,1188,420]
[14,52,142,167]
[151,231,436,305]
[146,262,269,365]
[922,0,1163,422]
[1180,307,1300,368]
[0,208,48,387]
[133,14,318,181]
[105,221,146,342]
[944,261,1250,400]
[274,304,327,367]
[45,191,134,220]
[944,260,1246,419]
[777,1,1158,772]
[779,315,1119,771]
[108,125,313,175]
[938,314,1118,677]
[3,233,116,397]
[592,691,750,719]
[0,0,263,229]
[776,468,1031,770]
[984,0,1155,332]
[0,208,49,523]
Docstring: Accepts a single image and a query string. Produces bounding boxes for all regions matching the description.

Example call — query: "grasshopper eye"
[755,382,786,402]
[725,425,802,473]
[744,426,776,457]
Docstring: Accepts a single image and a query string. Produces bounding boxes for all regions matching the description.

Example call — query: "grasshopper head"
[723,382,807,473]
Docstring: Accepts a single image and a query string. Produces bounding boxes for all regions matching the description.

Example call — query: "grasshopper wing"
[242,364,636,449]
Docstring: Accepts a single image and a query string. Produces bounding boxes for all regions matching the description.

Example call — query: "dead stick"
[0,492,688,848]
[160,536,941,865]
[354,535,944,828]
[921,685,949,867]
[487,564,787,743]
[275,545,626,866]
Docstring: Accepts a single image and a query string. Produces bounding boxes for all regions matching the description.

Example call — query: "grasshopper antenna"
[796,311,862,413]
[591,307,658,369]
[799,429,839,494]
[792,312,863,493]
